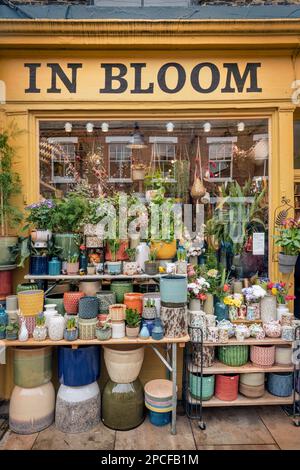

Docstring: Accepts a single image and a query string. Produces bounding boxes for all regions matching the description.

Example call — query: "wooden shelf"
[187,391,294,407]
[24,274,186,281]
[202,337,293,346]
[188,360,293,375]
[0,335,190,349]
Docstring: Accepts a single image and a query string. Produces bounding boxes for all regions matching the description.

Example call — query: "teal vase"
[214,298,229,322]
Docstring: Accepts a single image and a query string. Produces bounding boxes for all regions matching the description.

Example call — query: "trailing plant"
[125,308,141,328]
[0,126,23,236]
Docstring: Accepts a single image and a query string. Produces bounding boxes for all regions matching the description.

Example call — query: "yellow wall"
[0,18,298,399]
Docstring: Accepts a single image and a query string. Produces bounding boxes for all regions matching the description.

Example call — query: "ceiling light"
[86,122,94,133]
[166,122,174,133]
[237,122,245,132]
[64,122,72,133]
[127,123,147,149]
[203,122,211,133]
[101,122,109,132]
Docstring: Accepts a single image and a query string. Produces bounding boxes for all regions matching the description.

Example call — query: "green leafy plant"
[125,308,141,328]
[68,254,79,263]
[23,199,56,231]
[125,248,136,262]
[108,239,120,262]
[66,317,77,331]
[0,126,23,236]
[36,314,46,327]
[148,248,158,262]
[0,325,6,332]
[274,218,300,255]
[96,319,112,330]
[51,194,89,233]
[145,298,155,308]
[6,322,18,332]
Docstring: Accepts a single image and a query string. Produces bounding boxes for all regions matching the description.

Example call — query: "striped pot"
[218,345,249,366]
[215,374,239,401]
[267,372,293,397]
[78,318,97,340]
[250,345,275,367]
[189,373,215,401]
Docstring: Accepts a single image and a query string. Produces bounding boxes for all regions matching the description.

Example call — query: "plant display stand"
[183,329,298,431]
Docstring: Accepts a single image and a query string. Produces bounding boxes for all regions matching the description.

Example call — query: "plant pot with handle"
[278,253,299,274]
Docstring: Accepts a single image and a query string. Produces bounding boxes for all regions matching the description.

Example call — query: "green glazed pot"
[45,293,65,316]
[218,345,249,367]
[110,281,133,303]
[102,379,144,431]
[13,347,52,388]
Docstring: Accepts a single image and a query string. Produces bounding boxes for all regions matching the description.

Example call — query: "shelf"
[187,391,294,407]
[202,337,293,346]
[0,335,190,349]
[188,360,294,375]
[24,274,186,281]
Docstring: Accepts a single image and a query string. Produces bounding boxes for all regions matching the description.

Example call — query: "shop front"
[0,17,298,429]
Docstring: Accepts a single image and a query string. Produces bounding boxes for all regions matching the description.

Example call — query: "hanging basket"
[191,137,206,199]
[278,253,298,274]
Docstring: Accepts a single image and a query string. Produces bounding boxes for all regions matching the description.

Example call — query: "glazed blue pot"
[148,410,171,427]
[160,276,187,304]
[48,257,61,276]
[214,300,229,322]
[63,328,78,341]
[151,318,164,340]
[267,372,293,397]
[78,296,99,319]
[29,255,48,275]
[58,345,101,386]
[141,319,155,336]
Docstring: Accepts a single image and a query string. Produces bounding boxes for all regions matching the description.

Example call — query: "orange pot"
[105,240,129,261]
[124,293,143,315]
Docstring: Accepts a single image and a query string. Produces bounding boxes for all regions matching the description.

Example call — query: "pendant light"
[127,122,147,149]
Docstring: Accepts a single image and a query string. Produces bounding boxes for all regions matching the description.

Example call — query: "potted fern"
[0,128,23,266]
[125,308,141,338]
[64,317,78,341]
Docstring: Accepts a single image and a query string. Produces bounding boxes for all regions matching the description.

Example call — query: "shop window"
[47,137,77,184]
[106,137,132,183]
[207,136,236,182]
[149,137,177,180]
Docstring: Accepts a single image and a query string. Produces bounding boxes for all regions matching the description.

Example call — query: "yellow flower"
[159,266,166,273]
[271,287,278,295]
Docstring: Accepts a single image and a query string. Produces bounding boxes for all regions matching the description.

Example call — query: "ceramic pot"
[239,383,265,398]
[106,261,122,275]
[48,257,61,276]
[18,318,29,342]
[218,345,249,366]
[214,301,229,322]
[276,304,289,322]
[96,291,116,314]
[55,382,100,433]
[48,314,65,340]
[102,379,144,431]
[141,319,155,336]
[13,347,52,388]
[96,327,112,341]
[123,261,139,276]
[9,382,55,434]
[151,318,164,340]
[136,242,150,271]
[250,345,275,367]
[58,345,100,386]
[67,262,79,275]
[151,240,177,260]
[0,236,18,266]
[143,293,161,314]
[63,291,85,314]
[78,318,97,340]
[260,295,277,323]
[16,282,39,294]
[5,295,17,311]
[240,372,265,386]
[148,410,171,427]
[54,233,79,261]
[142,306,157,319]
[109,304,126,321]
[78,296,99,319]
[18,290,44,317]
[29,255,48,275]
[189,373,215,401]
[124,293,143,315]
[281,313,293,326]
[126,325,140,338]
[267,372,293,397]
[160,303,188,338]
[64,328,78,341]
[103,345,144,383]
[79,281,101,297]
[282,325,294,341]
[33,325,47,341]
[160,276,187,304]
[203,294,214,315]
[87,266,96,275]
[263,320,282,338]
[21,315,36,337]
[275,346,292,365]
[111,321,125,339]
[43,304,58,328]
[192,346,215,368]
[45,293,65,316]
[189,298,201,311]
[215,374,239,401]
[0,306,8,327]
[144,261,159,275]
[31,229,52,246]
[105,240,129,261]
[278,253,298,274]
[110,281,133,303]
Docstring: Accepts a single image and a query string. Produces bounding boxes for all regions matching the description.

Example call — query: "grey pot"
[278,253,298,274]
[144,261,158,276]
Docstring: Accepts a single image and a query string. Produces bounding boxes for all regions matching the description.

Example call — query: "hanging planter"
[278,253,298,274]
[190,137,206,199]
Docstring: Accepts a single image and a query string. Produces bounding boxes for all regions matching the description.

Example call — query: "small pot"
[109,304,126,322]
[278,253,299,274]
[123,261,139,276]
[87,266,96,275]
[126,325,140,338]
[32,325,47,341]
[67,262,79,275]
[124,293,143,315]
[31,229,52,247]
[111,321,125,339]
[6,329,18,340]
[144,261,158,276]
[63,328,78,341]
[78,296,99,319]
[96,327,112,341]
[106,261,122,275]
[132,168,146,181]
[142,306,157,320]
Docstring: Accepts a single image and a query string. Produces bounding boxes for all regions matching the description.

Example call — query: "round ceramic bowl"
[103,345,145,383]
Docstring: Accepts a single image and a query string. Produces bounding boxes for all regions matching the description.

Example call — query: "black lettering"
[130,63,154,94]
[157,62,186,94]
[47,63,82,94]
[221,63,262,93]
[24,63,41,93]
[100,63,128,93]
[191,62,220,94]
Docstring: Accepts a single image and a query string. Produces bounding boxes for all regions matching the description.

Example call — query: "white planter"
[48,314,65,340]
[277,304,289,322]
[123,261,139,276]
[136,243,150,272]
[111,321,125,339]
[31,230,52,248]
[275,346,292,365]
[103,345,145,383]
[44,304,58,329]
[260,295,277,323]
[143,293,161,314]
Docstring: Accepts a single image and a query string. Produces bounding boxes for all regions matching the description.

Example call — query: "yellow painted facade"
[0,18,299,399]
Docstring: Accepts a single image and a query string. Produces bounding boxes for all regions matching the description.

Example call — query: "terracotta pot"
[124,293,143,315]
[126,325,140,338]
[103,344,145,383]
[63,291,85,314]
[151,240,177,260]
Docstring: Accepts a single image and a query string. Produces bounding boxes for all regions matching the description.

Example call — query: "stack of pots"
[109,304,126,339]
[142,293,160,336]
[239,373,265,398]
[56,346,101,433]
[17,290,44,336]
[159,276,188,338]
[5,295,19,326]
[9,347,55,434]
[144,379,173,426]
[78,296,99,340]
[102,345,145,430]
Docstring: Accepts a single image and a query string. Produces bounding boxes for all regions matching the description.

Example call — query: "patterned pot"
[267,372,293,397]
[63,291,85,315]
[189,373,215,401]
[32,325,47,341]
[78,296,99,319]
[108,304,126,322]
[106,261,122,275]
[263,320,282,338]
[123,261,139,276]
[21,315,36,337]
[250,345,275,367]
[142,306,157,320]
[218,345,249,366]
[110,281,133,303]
[16,282,39,294]
[9,382,55,434]
[63,328,78,341]
[160,304,188,338]
[78,318,97,340]
[48,314,65,341]
[18,290,44,317]
[96,291,116,314]
[192,345,215,368]
[95,327,112,341]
